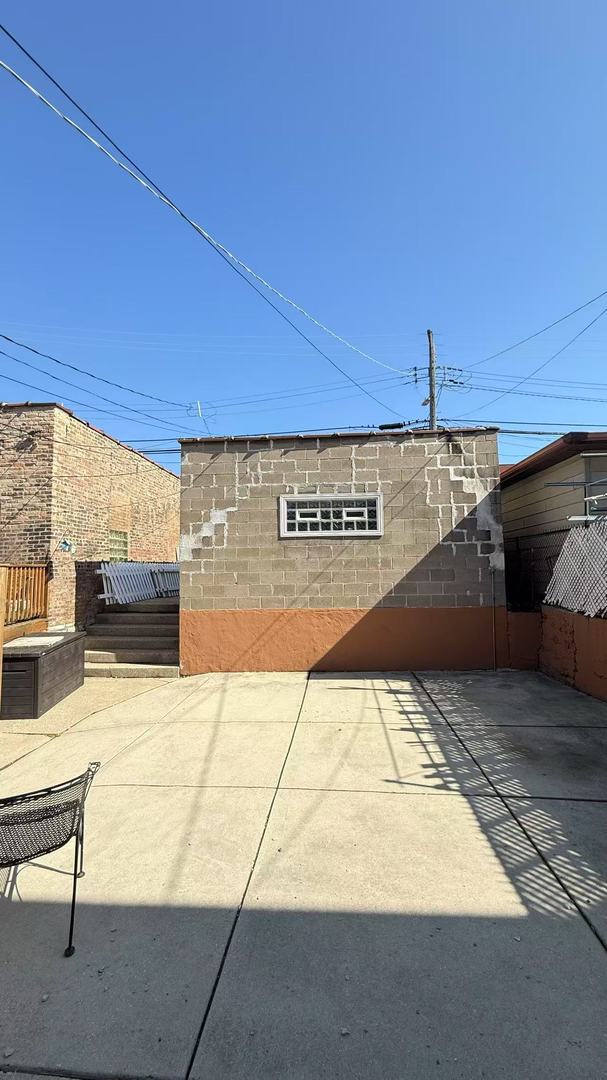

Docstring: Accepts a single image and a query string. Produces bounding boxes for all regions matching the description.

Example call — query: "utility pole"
[427,328,437,430]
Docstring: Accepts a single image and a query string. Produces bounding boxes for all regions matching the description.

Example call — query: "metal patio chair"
[0,762,100,957]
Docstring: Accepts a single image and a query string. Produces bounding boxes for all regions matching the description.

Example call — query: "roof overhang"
[500,432,607,487]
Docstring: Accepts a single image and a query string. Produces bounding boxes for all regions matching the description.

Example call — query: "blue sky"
[1,1,606,469]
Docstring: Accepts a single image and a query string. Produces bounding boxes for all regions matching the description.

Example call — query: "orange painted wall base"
[180,606,538,674]
[180,605,607,702]
[540,605,607,701]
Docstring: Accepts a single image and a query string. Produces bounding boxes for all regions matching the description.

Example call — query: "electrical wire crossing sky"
[1,3,607,465]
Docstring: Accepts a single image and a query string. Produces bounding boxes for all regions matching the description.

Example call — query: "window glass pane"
[108,529,129,562]
[281,496,381,537]
[586,461,607,515]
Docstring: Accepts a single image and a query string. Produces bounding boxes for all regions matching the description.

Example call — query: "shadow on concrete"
[304,672,607,934]
[0,896,606,1080]
[2,671,607,1079]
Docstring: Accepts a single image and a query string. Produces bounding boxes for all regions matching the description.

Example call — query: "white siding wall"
[502,456,585,538]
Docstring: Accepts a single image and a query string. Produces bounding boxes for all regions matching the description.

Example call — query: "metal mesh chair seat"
[0,763,100,956]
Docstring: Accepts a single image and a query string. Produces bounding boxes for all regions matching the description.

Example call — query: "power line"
[142,425,598,451]
[0,410,382,458]
[0,352,209,437]
[440,417,605,433]
[0,413,178,476]
[75,371,414,418]
[0,330,185,407]
[138,419,437,451]
[203,370,414,409]
[205,381,415,420]
[0,340,203,435]
[132,418,604,447]
[0,50,408,416]
[0,469,147,479]
[5,23,607,425]
[453,304,607,418]
[0,319,428,341]
[0,25,411,377]
[444,416,607,428]
[465,288,607,370]
[476,370,607,389]
[136,425,379,449]
[459,383,607,405]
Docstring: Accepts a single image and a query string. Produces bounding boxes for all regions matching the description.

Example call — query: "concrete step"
[90,620,179,635]
[95,612,179,626]
[85,648,179,665]
[85,662,180,678]
[86,635,179,650]
[106,600,179,614]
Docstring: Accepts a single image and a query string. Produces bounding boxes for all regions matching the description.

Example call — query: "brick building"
[179,428,507,672]
[0,403,180,629]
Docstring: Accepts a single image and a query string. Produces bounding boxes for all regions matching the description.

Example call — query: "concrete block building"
[0,402,180,629]
[179,428,507,672]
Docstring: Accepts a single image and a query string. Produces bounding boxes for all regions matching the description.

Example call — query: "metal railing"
[4,564,48,625]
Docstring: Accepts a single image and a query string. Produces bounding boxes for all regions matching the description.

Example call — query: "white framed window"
[279,494,383,538]
[585,457,607,517]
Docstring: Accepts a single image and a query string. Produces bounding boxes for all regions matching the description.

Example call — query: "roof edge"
[179,426,499,446]
[500,432,607,487]
[0,401,178,481]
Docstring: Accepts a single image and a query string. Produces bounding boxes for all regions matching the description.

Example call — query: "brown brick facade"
[0,404,180,629]
[179,430,505,672]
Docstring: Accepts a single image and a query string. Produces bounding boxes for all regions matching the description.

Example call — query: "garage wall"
[180,430,505,673]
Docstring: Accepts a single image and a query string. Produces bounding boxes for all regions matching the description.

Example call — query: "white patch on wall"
[457,472,504,571]
[210,508,234,526]
[179,526,203,561]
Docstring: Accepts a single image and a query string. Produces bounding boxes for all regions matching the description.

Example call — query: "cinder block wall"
[180,430,505,672]
[0,404,180,629]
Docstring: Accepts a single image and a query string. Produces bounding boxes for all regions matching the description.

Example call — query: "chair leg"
[64,833,80,958]
[78,813,85,879]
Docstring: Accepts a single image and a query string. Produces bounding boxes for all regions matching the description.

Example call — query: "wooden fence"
[0,564,49,709]
[4,564,48,625]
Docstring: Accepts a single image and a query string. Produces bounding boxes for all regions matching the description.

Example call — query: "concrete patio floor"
[1,669,606,1079]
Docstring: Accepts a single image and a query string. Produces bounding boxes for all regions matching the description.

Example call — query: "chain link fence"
[544,521,607,617]
[504,529,568,611]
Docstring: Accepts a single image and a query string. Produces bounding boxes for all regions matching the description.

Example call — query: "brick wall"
[0,406,55,565]
[179,430,505,672]
[0,404,180,629]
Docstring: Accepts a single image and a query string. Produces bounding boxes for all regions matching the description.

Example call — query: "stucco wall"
[540,605,607,701]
